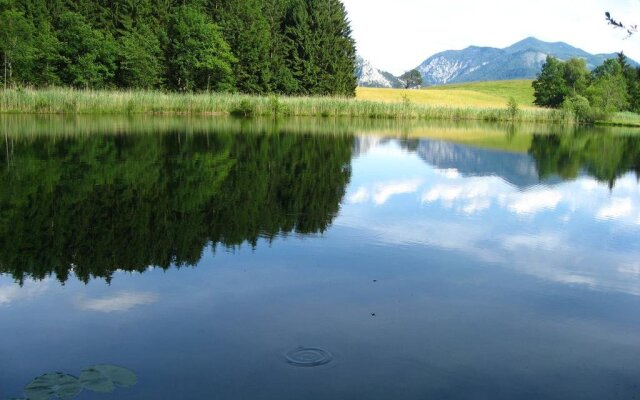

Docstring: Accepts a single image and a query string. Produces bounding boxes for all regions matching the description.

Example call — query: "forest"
[0,0,357,96]
[532,53,640,122]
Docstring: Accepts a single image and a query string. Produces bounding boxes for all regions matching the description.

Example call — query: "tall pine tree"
[209,0,272,94]
[0,0,357,95]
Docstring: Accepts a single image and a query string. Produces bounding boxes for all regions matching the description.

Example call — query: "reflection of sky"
[2,137,640,399]
[340,139,640,296]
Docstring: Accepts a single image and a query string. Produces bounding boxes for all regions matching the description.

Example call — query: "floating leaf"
[78,368,114,393]
[24,373,82,400]
[79,365,137,393]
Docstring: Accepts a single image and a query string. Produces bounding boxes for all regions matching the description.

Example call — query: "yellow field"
[356,80,537,109]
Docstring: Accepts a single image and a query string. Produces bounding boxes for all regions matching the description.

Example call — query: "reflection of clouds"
[418,172,640,223]
[618,263,640,276]
[79,292,158,312]
[421,178,565,216]
[437,168,461,179]
[555,274,597,286]
[373,179,423,205]
[502,189,563,215]
[596,198,633,220]
[0,280,49,305]
[422,178,497,213]
[337,217,504,264]
[348,179,423,205]
[342,144,640,296]
[348,187,369,204]
[502,233,566,252]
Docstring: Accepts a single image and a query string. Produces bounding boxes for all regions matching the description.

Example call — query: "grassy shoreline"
[1,88,573,124]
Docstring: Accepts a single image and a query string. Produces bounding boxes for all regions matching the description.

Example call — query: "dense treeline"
[529,132,640,188]
[532,53,640,121]
[0,0,357,96]
[0,130,353,283]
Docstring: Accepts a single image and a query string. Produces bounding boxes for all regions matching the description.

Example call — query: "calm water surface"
[1,117,640,399]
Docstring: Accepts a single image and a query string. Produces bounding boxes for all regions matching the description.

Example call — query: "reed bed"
[1,87,574,124]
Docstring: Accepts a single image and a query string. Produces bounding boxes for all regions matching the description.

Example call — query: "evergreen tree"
[55,12,117,88]
[166,5,236,92]
[282,0,314,95]
[264,0,299,94]
[116,24,163,89]
[0,0,358,95]
[309,0,356,96]
[209,0,273,94]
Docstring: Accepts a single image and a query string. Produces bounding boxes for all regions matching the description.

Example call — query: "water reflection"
[1,120,640,287]
[530,132,640,188]
[2,118,640,400]
[346,131,640,297]
[0,130,353,283]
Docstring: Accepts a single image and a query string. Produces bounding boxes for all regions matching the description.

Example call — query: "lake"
[1,116,639,400]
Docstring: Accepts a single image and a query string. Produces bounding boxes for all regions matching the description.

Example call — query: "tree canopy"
[400,69,423,89]
[0,0,357,96]
[532,53,639,120]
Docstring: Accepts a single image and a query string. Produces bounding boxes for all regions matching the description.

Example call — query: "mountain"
[417,37,629,86]
[356,56,404,88]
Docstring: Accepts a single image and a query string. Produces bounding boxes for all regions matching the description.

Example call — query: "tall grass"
[600,111,640,128]
[0,87,574,124]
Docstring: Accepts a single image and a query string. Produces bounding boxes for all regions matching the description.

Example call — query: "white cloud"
[596,197,634,220]
[348,186,370,204]
[462,198,492,214]
[555,274,598,286]
[503,189,563,215]
[0,280,49,305]
[373,179,423,205]
[502,233,565,252]
[437,169,461,179]
[347,179,424,205]
[422,179,494,207]
[79,292,158,313]
[618,263,640,276]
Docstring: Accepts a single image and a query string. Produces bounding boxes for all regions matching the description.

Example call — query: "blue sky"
[342,0,640,74]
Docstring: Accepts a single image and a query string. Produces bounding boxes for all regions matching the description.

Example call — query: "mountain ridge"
[356,37,635,88]
[416,37,632,86]
[356,56,404,88]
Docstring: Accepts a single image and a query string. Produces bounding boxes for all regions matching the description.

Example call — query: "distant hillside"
[356,56,404,88]
[426,80,535,106]
[417,37,632,86]
[357,80,536,108]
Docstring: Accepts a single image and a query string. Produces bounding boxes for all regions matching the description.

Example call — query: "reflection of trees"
[0,131,353,284]
[529,132,640,188]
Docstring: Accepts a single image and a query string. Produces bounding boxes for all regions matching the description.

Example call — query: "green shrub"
[268,95,287,116]
[230,99,255,117]
[563,95,596,123]
[507,97,519,119]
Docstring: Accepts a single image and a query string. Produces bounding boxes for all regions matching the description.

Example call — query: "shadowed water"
[1,116,640,400]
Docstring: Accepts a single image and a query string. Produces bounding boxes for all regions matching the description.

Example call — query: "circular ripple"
[285,347,333,367]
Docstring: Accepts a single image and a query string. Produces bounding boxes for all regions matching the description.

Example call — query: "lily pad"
[79,365,137,393]
[24,372,82,400]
